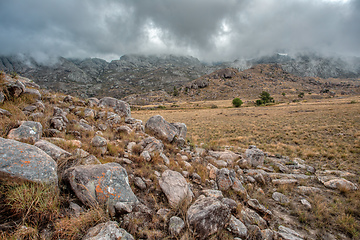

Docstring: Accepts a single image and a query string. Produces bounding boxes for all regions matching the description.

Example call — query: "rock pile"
[0,72,358,239]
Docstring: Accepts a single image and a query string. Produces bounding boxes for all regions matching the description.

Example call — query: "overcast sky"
[0,0,359,62]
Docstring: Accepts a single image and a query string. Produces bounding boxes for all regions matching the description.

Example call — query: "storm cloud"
[0,0,359,61]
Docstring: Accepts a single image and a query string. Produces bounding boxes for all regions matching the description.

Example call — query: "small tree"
[298,92,304,98]
[256,91,274,106]
[282,92,286,97]
[173,86,178,96]
[232,98,243,107]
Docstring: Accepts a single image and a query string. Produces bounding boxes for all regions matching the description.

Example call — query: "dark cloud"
[0,0,358,62]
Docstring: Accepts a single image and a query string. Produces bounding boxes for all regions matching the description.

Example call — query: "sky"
[0,0,359,62]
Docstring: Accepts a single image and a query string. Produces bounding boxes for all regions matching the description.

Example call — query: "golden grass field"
[133,96,360,174]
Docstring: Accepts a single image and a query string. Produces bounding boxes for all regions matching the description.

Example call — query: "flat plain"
[133,96,360,173]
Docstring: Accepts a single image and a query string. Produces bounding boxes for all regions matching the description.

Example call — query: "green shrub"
[232,98,243,107]
[298,92,305,98]
[256,91,274,106]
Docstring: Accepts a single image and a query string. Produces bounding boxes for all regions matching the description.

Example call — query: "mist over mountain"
[0,52,359,99]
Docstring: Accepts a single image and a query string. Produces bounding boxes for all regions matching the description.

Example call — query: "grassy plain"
[133,96,360,174]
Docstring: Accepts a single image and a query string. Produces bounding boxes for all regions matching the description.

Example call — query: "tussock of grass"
[54,206,108,239]
[5,183,60,226]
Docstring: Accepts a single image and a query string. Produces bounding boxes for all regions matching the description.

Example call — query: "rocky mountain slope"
[0,72,359,239]
[123,64,360,105]
[0,54,216,99]
[1,53,359,100]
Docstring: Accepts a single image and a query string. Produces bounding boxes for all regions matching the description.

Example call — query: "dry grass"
[4,183,60,226]
[54,206,109,239]
[133,96,360,173]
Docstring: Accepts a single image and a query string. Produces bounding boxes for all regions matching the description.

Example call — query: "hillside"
[0,54,216,99]
[0,71,359,239]
[1,53,360,101]
[123,64,360,105]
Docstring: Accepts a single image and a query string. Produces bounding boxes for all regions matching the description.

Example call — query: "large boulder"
[34,140,72,161]
[323,178,358,192]
[159,170,193,208]
[0,138,58,185]
[216,168,233,191]
[83,221,134,240]
[171,122,187,139]
[98,97,131,118]
[64,163,138,207]
[7,121,42,144]
[245,145,265,167]
[187,196,231,239]
[145,115,178,142]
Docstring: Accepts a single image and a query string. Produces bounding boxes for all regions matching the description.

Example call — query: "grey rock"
[84,108,96,118]
[69,202,83,217]
[0,108,11,117]
[134,177,147,190]
[64,162,138,207]
[157,208,171,221]
[91,135,107,147]
[160,152,170,165]
[247,225,264,240]
[232,177,249,200]
[159,170,193,208]
[87,97,99,107]
[201,189,223,198]
[209,150,240,163]
[247,198,272,216]
[34,140,72,161]
[114,202,133,214]
[7,121,42,144]
[221,198,238,212]
[145,115,178,142]
[116,125,132,135]
[300,199,312,209]
[140,150,151,161]
[216,168,233,191]
[272,192,289,204]
[227,215,247,238]
[171,122,187,139]
[245,146,265,167]
[323,178,358,191]
[82,221,134,240]
[140,137,164,153]
[262,229,275,240]
[0,138,58,185]
[98,97,131,118]
[278,225,304,240]
[23,88,41,99]
[169,216,185,236]
[7,80,25,97]
[0,91,4,104]
[296,186,322,195]
[272,178,298,185]
[241,207,267,229]
[187,196,231,239]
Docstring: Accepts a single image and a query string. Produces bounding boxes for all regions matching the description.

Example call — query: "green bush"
[256,91,274,106]
[232,98,243,107]
[298,92,305,98]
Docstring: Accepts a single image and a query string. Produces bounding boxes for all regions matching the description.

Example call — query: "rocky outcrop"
[83,221,134,240]
[145,115,178,142]
[245,145,265,167]
[98,97,131,118]
[34,140,72,161]
[159,170,193,208]
[187,196,231,239]
[7,121,42,144]
[63,163,138,207]
[0,138,58,185]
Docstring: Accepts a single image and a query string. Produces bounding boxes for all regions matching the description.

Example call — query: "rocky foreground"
[0,73,359,239]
